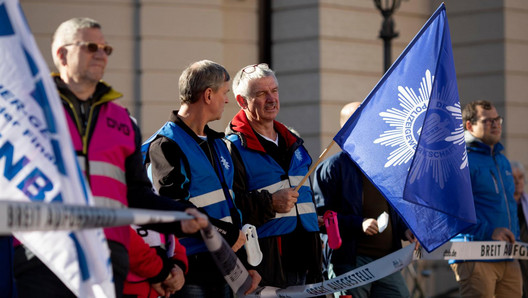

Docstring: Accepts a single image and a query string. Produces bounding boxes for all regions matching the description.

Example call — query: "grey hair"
[511,160,526,176]
[232,64,277,99]
[51,17,101,70]
[179,60,230,104]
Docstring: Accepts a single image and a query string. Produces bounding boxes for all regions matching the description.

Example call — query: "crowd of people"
[5,16,528,298]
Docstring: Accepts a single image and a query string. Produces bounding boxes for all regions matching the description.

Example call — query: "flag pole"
[294,140,336,192]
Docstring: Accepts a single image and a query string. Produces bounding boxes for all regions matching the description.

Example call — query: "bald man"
[339,102,361,128]
[314,102,415,298]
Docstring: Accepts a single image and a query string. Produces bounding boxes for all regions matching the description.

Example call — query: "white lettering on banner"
[0,86,55,164]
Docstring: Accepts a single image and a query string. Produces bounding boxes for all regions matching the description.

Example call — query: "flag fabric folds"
[0,0,114,296]
[334,3,476,252]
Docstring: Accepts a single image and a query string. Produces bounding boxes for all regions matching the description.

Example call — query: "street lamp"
[374,0,402,73]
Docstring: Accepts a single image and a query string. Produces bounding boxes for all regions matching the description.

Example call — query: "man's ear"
[465,120,474,132]
[57,47,68,66]
[203,88,213,104]
[236,94,248,109]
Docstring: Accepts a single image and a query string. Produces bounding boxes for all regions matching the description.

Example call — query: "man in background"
[314,102,415,298]
[450,100,521,297]
[512,160,527,297]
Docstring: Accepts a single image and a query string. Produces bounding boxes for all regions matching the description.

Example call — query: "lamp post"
[374,0,402,73]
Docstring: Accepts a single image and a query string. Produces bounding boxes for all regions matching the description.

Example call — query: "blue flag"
[334,3,476,252]
[0,0,114,296]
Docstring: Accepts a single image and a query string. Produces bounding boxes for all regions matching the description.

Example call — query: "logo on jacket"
[373,69,465,189]
[295,150,303,162]
[220,155,230,170]
[106,117,130,136]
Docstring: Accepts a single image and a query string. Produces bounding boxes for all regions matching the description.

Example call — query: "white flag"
[0,0,114,296]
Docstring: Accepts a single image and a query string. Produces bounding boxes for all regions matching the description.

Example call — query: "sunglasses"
[242,63,269,75]
[63,41,113,56]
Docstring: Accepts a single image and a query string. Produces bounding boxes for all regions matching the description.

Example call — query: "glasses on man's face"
[242,63,269,75]
[477,116,503,126]
[63,41,113,56]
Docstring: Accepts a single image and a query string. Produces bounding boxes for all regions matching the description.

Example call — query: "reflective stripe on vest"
[227,134,319,237]
[142,122,235,255]
[64,101,135,247]
[127,225,176,283]
[189,189,233,224]
[78,156,127,186]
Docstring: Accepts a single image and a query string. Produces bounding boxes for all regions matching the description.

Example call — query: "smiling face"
[239,75,279,124]
[60,27,108,85]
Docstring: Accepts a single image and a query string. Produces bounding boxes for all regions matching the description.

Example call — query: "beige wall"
[20,0,259,139]
[138,0,259,137]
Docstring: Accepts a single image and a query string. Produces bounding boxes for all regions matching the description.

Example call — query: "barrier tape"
[418,240,528,261]
[2,200,528,297]
[241,241,528,297]
[0,200,254,295]
[0,200,193,233]
[243,244,415,297]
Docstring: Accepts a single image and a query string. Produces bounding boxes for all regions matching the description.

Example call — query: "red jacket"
[123,228,188,298]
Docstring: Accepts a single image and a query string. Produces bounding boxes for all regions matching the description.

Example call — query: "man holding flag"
[314,102,416,298]
[13,17,208,297]
[449,100,521,297]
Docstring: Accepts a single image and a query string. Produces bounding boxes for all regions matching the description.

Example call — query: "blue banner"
[0,0,114,296]
[334,3,476,252]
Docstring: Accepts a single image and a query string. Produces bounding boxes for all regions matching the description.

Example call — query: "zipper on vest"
[61,94,83,140]
[81,99,106,154]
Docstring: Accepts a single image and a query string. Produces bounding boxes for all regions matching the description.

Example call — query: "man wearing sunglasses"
[13,17,210,298]
[450,100,521,297]
[225,64,322,288]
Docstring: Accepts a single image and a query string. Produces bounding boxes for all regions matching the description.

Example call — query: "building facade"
[19,0,528,295]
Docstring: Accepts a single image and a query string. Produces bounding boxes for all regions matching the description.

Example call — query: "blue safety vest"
[226,134,319,237]
[142,122,236,255]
